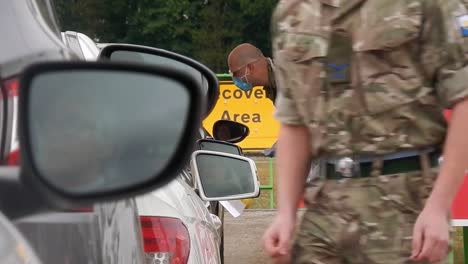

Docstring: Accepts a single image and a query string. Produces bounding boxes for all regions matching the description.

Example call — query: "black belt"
[325,149,441,180]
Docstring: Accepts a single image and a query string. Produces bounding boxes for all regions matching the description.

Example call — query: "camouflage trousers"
[292,169,451,264]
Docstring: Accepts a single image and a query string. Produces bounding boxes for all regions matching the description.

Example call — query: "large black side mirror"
[0,61,204,219]
[98,44,219,119]
[212,120,249,144]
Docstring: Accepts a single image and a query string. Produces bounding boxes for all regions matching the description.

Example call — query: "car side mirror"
[98,44,219,119]
[197,139,243,156]
[0,61,204,219]
[212,120,249,144]
[190,150,260,201]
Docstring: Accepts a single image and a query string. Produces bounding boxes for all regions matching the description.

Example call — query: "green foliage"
[53,0,278,73]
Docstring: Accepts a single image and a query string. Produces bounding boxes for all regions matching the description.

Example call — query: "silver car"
[70,33,261,264]
[0,2,210,264]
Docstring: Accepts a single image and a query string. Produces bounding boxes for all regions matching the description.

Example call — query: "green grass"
[245,155,276,209]
[453,227,465,264]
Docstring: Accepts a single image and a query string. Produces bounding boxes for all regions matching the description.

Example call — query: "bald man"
[228,43,277,104]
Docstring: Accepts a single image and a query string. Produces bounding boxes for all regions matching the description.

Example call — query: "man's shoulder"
[272,0,324,34]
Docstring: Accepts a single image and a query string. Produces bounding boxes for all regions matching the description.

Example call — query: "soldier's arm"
[429,100,468,211]
[271,30,319,218]
[275,123,311,218]
[421,0,468,212]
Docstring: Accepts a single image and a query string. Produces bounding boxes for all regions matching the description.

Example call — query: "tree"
[191,1,244,73]
[125,0,196,56]
[53,0,278,73]
[238,0,278,58]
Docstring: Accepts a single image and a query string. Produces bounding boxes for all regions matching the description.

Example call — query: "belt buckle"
[335,157,360,178]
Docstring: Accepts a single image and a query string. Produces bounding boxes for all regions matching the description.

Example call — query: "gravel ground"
[224,209,305,264]
[224,210,464,264]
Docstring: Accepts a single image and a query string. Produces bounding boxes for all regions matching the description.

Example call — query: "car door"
[135,129,222,264]
[0,212,43,264]
[146,176,222,264]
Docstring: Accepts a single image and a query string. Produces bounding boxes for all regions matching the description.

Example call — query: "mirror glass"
[109,50,209,98]
[213,120,249,143]
[195,153,255,198]
[198,140,241,155]
[28,69,190,195]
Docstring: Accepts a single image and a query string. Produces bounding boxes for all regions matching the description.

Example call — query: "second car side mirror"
[190,150,260,201]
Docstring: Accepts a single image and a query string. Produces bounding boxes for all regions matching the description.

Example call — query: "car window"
[76,33,100,60]
[110,51,209,99]
[64,34,85,59]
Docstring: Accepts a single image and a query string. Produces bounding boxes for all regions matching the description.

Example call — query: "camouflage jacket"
[272,0,468,158]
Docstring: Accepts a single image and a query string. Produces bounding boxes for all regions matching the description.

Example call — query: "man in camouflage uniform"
[229,43,281,157]
[228,43,324,178]
[263,0,468,263]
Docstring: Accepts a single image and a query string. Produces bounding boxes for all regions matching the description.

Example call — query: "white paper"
[220,200,245,218]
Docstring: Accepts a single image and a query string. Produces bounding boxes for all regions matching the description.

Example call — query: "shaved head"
[228,43,265,73]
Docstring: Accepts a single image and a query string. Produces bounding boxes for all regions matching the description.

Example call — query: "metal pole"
[216,73,231,78]
[463,227,468,263]
[269,157,275,209]
[257,156,274,209]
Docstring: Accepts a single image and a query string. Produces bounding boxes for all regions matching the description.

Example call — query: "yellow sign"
[203,81,279,150]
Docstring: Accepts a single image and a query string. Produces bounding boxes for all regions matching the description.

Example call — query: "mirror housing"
[191,150,260,201]
[98,44,219,119]
[212,120,249,144]
[197,139,243,156]
[0,61,204,218]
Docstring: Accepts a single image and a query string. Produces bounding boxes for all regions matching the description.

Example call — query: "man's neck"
[264,59,277,104]
[267,59,277,90]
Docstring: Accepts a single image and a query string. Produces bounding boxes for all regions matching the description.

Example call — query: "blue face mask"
[233,77,253,91]
[231,67,253,91]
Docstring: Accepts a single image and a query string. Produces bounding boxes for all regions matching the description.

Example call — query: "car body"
[0,2,206,264]
[19,24,255,264]
[0,1,146,260]
[137,176,222,264]
[0,1,256,262]
[0,211,43,264]
[89,37,247,264]
[135,128,224,264]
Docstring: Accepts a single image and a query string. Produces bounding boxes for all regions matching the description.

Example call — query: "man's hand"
[262,124,310,263]
[410,100,468,262]
[263,214,296,263]
[410,206,450,263]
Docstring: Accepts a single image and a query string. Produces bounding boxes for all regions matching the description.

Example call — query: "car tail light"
[69,207,94,212]
[140,216,190,264]
[4,78,18,97]
[6,148,19,165]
